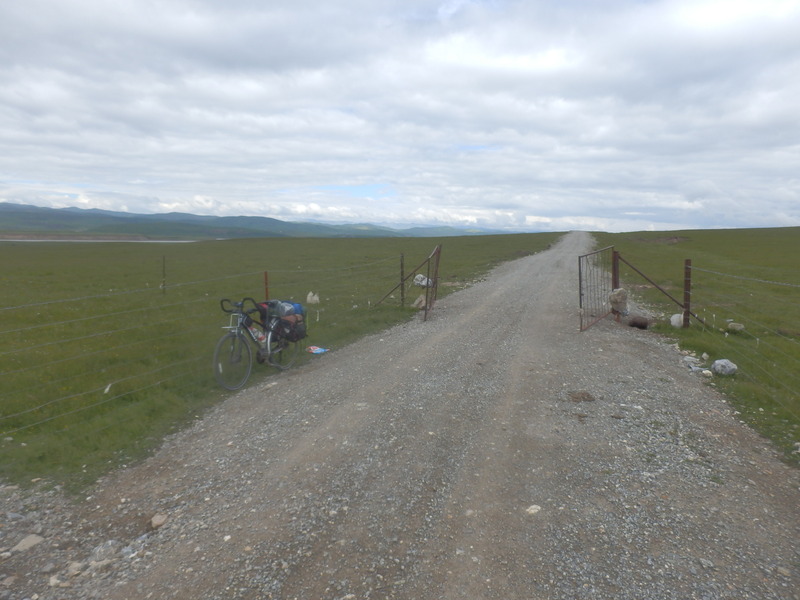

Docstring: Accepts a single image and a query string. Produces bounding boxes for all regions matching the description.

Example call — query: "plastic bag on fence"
[413,274,432,288]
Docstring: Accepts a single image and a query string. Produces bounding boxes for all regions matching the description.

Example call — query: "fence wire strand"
[690,266,800,288]
[0,253,414,440]
[2,359,205,436]
[606,250,799,456]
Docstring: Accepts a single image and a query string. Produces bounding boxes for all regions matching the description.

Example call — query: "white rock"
[413,274,432,287]
[151,513,168,529]
[609,288,628,314]
[11,534,44,552]
[711,359,738,376]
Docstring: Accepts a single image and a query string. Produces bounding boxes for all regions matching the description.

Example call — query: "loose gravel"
[2,231,798,600]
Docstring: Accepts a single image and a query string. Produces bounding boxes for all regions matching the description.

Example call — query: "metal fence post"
[400,254,405,307]
[683,259,692,328]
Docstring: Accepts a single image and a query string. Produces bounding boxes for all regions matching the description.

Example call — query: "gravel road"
[2,230,799,600]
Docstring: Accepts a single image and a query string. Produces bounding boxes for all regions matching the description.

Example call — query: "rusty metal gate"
[376,244,441,321]
[578,246,615,331]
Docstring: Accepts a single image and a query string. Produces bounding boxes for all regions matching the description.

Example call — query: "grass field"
[0,233,559,490]
[2,228,796,491]
[595,228,800,466]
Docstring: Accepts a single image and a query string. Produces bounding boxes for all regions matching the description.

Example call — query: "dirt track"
[3,231,799,599]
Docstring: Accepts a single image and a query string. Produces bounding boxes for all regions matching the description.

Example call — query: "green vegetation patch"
[0,233,560,491]
[596,228,800,467]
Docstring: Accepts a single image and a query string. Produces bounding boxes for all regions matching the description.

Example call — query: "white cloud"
[0,0,798,232]
[671,0,800,31]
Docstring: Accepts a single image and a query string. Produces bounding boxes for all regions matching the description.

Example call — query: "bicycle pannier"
[258,300,296,320]
[280,313,307,342]
[259,300,308,341]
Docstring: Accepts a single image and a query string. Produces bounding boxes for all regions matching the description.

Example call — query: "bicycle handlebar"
[219,297,261,314]
[242,297,261,315]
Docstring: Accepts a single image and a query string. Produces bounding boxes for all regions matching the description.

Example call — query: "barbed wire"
[1,251,406,438]
[0,256,399,313]
[692,288,800,316]
[0,242,446,486]
[704,341,800,420]
[689,266,800,288]
[0,319,208,378]
[0,310,207,359]
[692,293,800,348]
[0,285,166,313]
[613,256,799,433]
[265,255,398,274]
[0,297,207,336]
[0,326,212,400]
[686,271,800,422]
[1,356,205,434]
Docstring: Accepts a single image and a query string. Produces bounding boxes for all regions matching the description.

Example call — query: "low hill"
[0,202,496,240]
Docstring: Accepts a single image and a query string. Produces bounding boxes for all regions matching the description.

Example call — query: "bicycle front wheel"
[213,331,253,390]
[265,329,299,370]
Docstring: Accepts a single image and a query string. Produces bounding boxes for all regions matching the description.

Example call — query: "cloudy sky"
[1,0,798,233]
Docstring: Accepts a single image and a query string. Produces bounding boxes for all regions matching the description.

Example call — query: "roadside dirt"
[2,231,798,600]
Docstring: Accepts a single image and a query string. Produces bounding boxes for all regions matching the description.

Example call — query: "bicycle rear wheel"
[213,331,253,390]
[265,329,299,370]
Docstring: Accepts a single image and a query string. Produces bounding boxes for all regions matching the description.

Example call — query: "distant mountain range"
[0,202,501,240]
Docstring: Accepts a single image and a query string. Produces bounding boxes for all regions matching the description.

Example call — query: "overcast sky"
[1,0,798,232]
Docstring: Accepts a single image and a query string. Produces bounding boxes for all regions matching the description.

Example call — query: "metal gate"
[578,246,614,331]
[376,244,441,321]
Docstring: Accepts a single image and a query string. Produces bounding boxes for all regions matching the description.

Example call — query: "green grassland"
[2,228,796,491]
[595,228,800,466]
[0,233,560,490]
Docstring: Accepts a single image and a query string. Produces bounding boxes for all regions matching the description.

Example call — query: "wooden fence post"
[264,271,269,300]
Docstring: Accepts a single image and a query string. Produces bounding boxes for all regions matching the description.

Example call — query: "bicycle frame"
[214,297,300,390]
[219,298,268,345]
[223,311,266,346]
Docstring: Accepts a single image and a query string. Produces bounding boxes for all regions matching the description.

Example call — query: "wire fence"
[687,266,800,422]
[0,247,426,485]
[611,255,799,459]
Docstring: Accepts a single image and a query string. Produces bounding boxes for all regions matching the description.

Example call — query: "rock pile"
[675,347,738,378]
